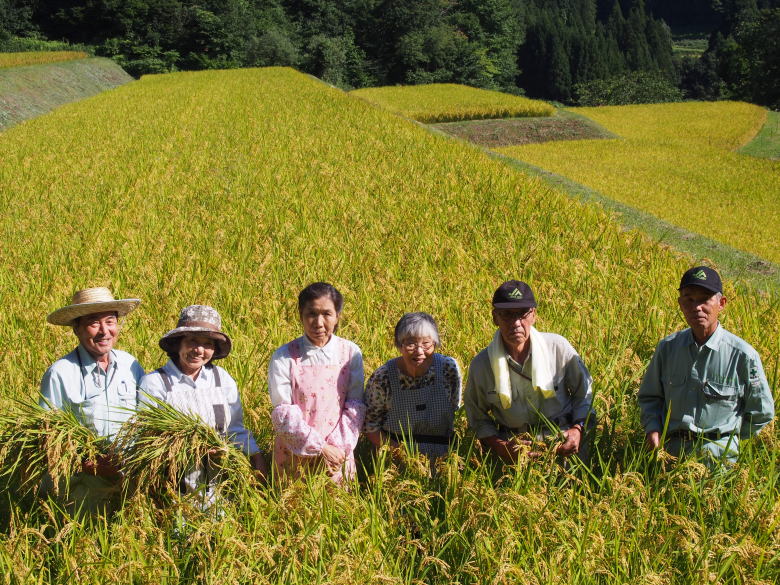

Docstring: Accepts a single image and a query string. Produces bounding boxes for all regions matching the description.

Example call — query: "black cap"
[492,280,537,309]
[678,266,722,294]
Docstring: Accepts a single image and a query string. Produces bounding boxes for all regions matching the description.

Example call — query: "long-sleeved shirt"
[268,334,364,407]
[268,334,364,459]
[464,332,593,439]
[139,359,259,456]
[638,324,774,438]
[40,345,144,440]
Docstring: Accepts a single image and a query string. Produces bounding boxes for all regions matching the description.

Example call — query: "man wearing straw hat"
[638,266,774,465]
[39,287,144,514]
[464,280,595,465]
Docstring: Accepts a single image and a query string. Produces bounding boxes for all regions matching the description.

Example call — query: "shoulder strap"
[210,364,221,388]
[387,358,402,399]
[156,367,174,393]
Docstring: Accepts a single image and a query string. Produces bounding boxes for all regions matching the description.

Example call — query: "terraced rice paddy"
[351,83,554,122]
[0,51,88,68]
[0,68,777,583]
[497,102,780,265]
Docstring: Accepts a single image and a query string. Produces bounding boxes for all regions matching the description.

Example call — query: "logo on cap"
[693,269,707,280]
[508,288,523,300]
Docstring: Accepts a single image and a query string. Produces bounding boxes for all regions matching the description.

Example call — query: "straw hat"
[159,305,232,360]
[47,287,141,326]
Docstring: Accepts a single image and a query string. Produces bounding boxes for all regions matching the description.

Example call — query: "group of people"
[38,266,775,513]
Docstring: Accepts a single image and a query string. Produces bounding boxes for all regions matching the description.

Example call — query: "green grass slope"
[739,110,780,160]
[0,57,132,131]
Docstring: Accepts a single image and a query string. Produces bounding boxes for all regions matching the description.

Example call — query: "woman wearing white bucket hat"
[140,305,268,505]
[39,286,144,515]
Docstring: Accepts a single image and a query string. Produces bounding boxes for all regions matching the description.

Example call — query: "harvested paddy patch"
[739,110,780,160]
[431,111,615,147]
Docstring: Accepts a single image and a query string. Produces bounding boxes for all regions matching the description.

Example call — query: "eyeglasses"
[401,340,435,352]
[495,309,534,322]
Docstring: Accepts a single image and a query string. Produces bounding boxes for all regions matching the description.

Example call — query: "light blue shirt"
[39,345,145,440]
[638,324,774,439]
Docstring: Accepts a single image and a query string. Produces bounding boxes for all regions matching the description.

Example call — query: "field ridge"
[0,57,132,131]
[425,122,780,293]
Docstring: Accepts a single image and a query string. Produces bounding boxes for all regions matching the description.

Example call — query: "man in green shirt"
[638,266,774,463]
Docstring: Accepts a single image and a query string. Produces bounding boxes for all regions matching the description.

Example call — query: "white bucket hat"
[159,305,232,360]
[47,287,141,326]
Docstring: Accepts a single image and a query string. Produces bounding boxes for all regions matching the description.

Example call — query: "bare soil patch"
[431,111,615,147]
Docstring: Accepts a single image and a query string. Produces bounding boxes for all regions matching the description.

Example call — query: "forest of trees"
[1,0,778,108]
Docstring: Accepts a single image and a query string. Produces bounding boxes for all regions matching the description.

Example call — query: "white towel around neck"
[488,326,556,409]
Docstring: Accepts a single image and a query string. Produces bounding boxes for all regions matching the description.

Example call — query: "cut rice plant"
[116,397,258,499]
[350,83,554,122]
[0,400,106,496]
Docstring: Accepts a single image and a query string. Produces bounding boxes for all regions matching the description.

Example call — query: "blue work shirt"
[39,345,145,440]
[638,324,774,441]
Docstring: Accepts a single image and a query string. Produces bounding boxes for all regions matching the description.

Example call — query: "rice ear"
[116,398,257,499]
[0,399,104,498]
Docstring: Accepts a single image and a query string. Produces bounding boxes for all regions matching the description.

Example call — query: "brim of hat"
[678,282,721,294]
[493,301,537,309]
[47,299,141,326]
[159,328,232,360]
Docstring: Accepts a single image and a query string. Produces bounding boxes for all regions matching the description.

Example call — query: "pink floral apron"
[273,337,355,483]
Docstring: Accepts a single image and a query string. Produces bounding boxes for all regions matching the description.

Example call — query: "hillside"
[0,57,132,131]
[0,67,777,583]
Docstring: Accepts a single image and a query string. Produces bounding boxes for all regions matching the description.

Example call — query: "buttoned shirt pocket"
[117,380,136,407]
[699,381,739,430]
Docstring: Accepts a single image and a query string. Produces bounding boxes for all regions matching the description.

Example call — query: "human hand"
[321,444,346,472]
[250,452,269,485]
[484,436,524,464]
[645,431,661,450]
[556,427,581,457]
[82,453,122,479]
[207,447,226,464]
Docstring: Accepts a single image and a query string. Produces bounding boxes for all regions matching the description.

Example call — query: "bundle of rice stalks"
[0,400,106,497]
[116,397,258,499]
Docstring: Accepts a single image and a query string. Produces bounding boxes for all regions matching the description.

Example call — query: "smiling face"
[398,336,436,377]
[177,334,216,377]
[74,311,119,362]
[300,296,340,347]
[492,307,536,358]
[678,285,726,342]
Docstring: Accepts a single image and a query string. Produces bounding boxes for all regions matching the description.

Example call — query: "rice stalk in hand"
[116,398,257,499]
[0,400,105,497]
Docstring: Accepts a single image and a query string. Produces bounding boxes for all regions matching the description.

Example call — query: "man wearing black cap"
[638,266,774,463]
[464,280,594,464]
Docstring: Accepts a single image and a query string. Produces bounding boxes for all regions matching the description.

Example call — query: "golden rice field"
[0,51,88,68]
[0,68,778,583]
[350,83,554,123]
[497,102,780,265]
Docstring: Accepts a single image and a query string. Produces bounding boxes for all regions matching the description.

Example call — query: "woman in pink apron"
[268,282,365,484]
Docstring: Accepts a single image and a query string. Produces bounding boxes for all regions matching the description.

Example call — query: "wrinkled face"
[398,335,436,373]
[300,296,340,347]
[178,334,216,376]
[678,285,725,335]
[492,307,536,350]
[74,311,119,360]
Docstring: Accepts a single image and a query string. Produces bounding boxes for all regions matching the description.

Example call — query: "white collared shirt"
[268,334,364,407]
[140,359,259,455]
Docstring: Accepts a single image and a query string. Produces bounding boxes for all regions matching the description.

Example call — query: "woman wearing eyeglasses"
[364,312,461,464]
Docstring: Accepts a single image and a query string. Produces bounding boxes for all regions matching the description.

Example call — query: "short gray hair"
[394,312,440,348]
